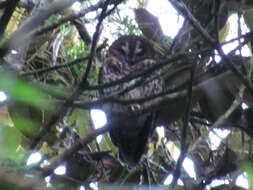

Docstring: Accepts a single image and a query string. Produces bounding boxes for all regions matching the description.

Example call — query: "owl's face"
[108,35,155,66]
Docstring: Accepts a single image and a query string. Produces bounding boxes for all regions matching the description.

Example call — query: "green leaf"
[240,162,253,189]
[10,117,40,138]
[0,124,22,160]
[68,109,90,137]
[0,75,53,110]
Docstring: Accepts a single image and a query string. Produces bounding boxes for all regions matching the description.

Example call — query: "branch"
[0,1,8,9]
[0,0,20,36]
[41,124,111,177]
[168,0,216,45]
[30,1,102,37]
[170,60,196,188]
[169,0,253,100]
[0,0,75,58]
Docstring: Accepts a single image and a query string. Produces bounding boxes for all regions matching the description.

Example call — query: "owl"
[99,35,164,167]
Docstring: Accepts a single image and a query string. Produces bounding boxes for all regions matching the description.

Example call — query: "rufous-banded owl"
[99,35,164,167]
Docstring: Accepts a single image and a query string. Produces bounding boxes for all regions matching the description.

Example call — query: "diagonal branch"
[30,1,102,37]
[168,0,253,99]
[168,0,216,45]
[41,124,111,177]
[169,60,196,188]
[0,0,20,36]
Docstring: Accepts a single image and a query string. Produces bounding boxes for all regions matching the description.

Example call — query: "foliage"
[0,0,253,190]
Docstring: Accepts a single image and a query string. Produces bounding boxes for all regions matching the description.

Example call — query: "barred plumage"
[99,35,164,167]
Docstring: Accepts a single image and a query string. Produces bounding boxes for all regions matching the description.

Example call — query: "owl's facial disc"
[115,37,150,66]
[119,43,135,66]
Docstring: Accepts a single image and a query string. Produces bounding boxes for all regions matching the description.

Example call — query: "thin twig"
[169,0,253,99]
[169,0,216,45]
[169,61,196,188]
[31,1,102,37]
[189,85,245,154]
[20,55,90,77]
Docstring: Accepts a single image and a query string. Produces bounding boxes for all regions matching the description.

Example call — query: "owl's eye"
[119,44,128,55]
[136,47,144,55]
[135,47,145,57]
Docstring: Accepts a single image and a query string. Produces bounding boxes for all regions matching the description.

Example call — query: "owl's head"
[108,35,155,66]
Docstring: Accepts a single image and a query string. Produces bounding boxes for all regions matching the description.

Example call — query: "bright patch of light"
[54,165,66,175]
[163,174,173,185]
[241,102,249,110]
[41,159,49,168]
[95,135,103,143]
[236,172,249,189]
[80,185,86,190]
[11,49,18,54]
[0,91,7,102]
[182,157,196,178]
[147,0,184,38]
[163,174,183,185]
[44,175,52,187]
[91,109,107,143]
[89,182,99,190]
[156,126,165,138]
[45,176,51,183]
[166,142,196,178]
[213,51,222,62]
[209,129,230,150]
[209,179,229,187]
[222,14,251,56]
[91,109,107,128]
[71,1,82,12]
[26,152,42,166]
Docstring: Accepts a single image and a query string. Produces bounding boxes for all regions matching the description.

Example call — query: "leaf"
[0,75,54,110]
[7,117,40,138]
[6,8,24,35]
[68,109,90,137]
[0,124,22,160]
[0,106,13,126]
[101,133,117,153]
[241,162,253,189]
[219,22,230,43]
[244,9,253,30]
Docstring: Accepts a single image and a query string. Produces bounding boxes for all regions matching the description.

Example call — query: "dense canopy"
[0,0,253,189]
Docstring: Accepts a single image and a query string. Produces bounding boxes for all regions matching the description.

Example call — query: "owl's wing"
[109,113,155,167]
